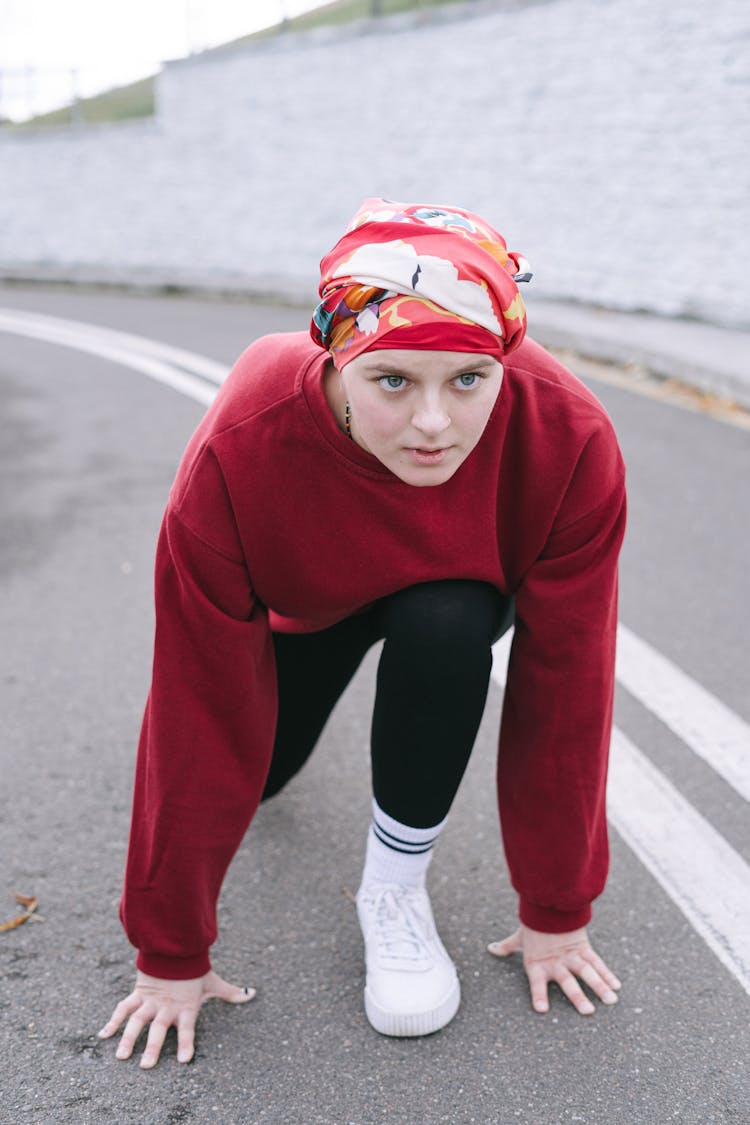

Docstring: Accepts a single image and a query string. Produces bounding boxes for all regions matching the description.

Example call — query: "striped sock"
[359,798,449,890]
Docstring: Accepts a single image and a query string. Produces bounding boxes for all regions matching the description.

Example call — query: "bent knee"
[380,580,513,652]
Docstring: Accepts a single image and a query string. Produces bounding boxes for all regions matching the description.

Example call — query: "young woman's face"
[340,349,504,486]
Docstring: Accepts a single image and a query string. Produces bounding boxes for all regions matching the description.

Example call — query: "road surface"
[1,285,748,1124]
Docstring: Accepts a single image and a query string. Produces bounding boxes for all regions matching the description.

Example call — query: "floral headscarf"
[311,198,532,369]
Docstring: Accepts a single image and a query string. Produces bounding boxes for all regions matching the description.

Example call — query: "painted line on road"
[0,307,227,404]
[608,729,750,996]
[617,624,750,803]
[491,635,750,997]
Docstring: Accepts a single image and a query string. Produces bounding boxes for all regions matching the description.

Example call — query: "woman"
[99,199,625,1068]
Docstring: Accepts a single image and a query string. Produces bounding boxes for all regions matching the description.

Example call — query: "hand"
[98,969,255,1068]
[488,924,621,1016]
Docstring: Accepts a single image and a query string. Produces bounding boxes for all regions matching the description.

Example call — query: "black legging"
[261,580,514,828]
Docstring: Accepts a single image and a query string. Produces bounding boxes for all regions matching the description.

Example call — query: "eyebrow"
[367,357,497,375]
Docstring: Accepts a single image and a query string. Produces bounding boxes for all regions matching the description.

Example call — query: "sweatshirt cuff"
[519,897,592,934]
[136,949,211,980]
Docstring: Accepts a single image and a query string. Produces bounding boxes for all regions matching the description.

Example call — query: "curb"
[527,299,750,411]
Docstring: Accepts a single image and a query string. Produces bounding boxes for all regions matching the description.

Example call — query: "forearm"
[497,474,625,930]
[120,510,278,976]
[498,669,614,932]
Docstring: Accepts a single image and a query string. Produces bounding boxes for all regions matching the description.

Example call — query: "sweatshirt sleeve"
[120,448,278,979]
[498,423,626,933]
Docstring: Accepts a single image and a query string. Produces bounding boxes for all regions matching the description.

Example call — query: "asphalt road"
[1,285,749,1125]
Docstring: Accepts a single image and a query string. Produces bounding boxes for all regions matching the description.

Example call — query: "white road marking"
[4,305,749,994]
[608,730,750,996]
[491,634,750,997]
[617,624,750,803]
[491,631,513,675]
[0,307,227,404]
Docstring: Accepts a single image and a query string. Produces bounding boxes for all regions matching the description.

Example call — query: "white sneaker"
[356,882,460,1037]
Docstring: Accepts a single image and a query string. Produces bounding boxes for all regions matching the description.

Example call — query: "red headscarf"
[311,198,531,369]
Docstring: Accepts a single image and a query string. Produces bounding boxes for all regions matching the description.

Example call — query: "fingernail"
[533,1001,548,1013]
[97,1028,109,1038]
[603,990,618,1004]
[611,977,622,989]
[241,985,256,999]
[115,1048,128,1060]
[178,1049,192,1063]
[581,1002,595,1015]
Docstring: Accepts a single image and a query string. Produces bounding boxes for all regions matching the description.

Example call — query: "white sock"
[359,798,449,890]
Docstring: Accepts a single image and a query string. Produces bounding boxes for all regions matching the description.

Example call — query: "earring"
[344,401,353,440]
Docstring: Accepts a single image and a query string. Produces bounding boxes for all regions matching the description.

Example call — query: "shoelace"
[369,887,432,962]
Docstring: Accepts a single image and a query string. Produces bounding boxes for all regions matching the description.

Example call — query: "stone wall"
[1,0,747,326]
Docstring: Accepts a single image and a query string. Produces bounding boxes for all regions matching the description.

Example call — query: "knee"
[380,580,513,656]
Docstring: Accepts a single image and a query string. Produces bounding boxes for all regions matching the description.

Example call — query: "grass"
[6,76,156,130]
[246,0,469,37]
[5,0,469,130]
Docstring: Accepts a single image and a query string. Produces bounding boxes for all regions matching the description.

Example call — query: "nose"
[411,392,451,438]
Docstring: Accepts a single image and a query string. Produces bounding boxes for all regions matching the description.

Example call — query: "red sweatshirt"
[121,332,626,979]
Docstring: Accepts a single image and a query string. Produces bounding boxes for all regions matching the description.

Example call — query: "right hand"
[98,968,255,1069]
[487,924,620,1015]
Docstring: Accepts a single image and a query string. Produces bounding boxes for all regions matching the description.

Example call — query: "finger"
[177,1010,197,1064]
[140,1018,170,1070]
[115,1012,150,1060]
[525,963,551,1014]
[579,948,622,991]
[576,960,619,1006]
[201,973,256,1005]
[556,970,595,1016]
[98,994,141,1038]
[487,929,522,958]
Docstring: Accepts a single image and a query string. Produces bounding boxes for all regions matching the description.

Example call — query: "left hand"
[488,924,621,1015]
[98,969,255,1068]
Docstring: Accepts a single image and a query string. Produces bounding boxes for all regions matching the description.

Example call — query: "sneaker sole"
[363,977,461,1038]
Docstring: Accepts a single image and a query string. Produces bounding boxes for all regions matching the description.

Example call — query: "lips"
[406,446,452,465]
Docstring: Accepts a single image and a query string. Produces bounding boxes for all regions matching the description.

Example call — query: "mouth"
[406,446,452,465]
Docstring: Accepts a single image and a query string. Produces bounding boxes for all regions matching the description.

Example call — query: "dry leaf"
[0,893,39,932]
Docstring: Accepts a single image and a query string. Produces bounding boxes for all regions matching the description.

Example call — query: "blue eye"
[455,372,480,388]
[379,375,406,391]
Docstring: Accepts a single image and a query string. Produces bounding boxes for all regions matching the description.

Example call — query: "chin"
[391,463,461,487]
